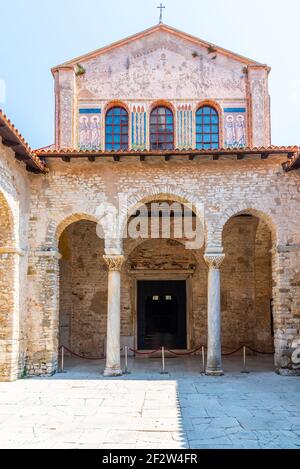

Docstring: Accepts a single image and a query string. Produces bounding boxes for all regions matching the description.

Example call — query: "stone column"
[103,255,125,377]
[204,253,225,376]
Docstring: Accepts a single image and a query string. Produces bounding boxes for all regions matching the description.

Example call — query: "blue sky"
[0,0,299,148]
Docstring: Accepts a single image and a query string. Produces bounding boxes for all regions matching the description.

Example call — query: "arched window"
[150,106,174,150]
[196,106,219,150]
[105,106,129,151]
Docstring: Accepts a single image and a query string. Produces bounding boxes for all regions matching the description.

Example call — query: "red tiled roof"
[36,145,299,158]
[0,109,46,173]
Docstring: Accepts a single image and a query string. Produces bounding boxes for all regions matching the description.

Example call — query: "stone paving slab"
[0,356,299,449]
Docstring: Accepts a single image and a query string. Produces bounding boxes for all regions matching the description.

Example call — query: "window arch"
[105,106,129,151]
[196,106,219,150]
[150,106,174,150]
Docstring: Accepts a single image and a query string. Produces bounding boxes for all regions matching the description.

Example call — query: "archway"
[222,213,274,353]
[122,197,206,352]
[0,190,18,381]
[58,219,107,357]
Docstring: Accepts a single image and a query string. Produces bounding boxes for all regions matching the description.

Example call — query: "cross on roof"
[157,3,166,24]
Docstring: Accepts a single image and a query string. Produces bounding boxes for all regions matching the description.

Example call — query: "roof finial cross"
[157,3,165,24]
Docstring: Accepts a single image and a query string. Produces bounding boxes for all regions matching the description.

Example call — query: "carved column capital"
[103,255,125,272]
[204,253,225,269]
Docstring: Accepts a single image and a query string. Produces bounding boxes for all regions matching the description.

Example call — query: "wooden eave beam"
[261,152,269,160]
[62,155,71,162]
[2,138,20,149]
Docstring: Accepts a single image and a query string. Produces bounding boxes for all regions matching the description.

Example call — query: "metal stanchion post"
[241,345,250,374]
[201,345,206,375]
[124,346,131,375]
[58,346,67,374]
[160,346,168,375]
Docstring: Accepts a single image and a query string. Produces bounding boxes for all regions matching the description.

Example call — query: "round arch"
[220,207,278,244]
[149,100,176,115]
[0,189,18,381]
[0,189,16,248]
[54,213,100,248]
[207,205,278,249]
[103,100,130,115]
[119,186,206,242]
[221,207,277,357]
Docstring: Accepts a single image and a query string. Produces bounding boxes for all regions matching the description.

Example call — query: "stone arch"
[221,206,278,357]
[149,99,176,115]
[103,100,130,115]
[0,189,15,248]
[58,217,107,358]
[208,205,278,249]
[0,189,18,381]
[119,185,206,242]
[55,213,100,245]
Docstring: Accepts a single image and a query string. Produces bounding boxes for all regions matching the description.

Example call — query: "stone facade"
[52,25,270,150]
[0,24,299,381]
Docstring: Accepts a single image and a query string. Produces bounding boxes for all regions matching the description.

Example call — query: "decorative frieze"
[177,105,193,149]
[223,108,247,148]
[131,106,147,150]
[78,108,102,151]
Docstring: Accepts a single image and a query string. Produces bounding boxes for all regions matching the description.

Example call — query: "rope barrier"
[246,346,275,356]
[166,346,204,357]
[222,346,244,357]
[129,348,161,356]
[59,345,105,361]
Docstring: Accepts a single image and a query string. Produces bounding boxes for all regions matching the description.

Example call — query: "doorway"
[137,280,187,350]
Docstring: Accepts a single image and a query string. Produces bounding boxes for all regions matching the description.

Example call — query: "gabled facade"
[52,24,271,151]
[0,24,299,382]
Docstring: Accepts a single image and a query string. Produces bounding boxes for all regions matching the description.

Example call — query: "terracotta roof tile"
[36,145,299,157]
[0,109,46,173]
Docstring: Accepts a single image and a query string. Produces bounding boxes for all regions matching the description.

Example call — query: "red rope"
[166,346,204,356]
[59,345,105,361]
[246,346,275,356]
[129,348,161,356]
[222,346,244,357]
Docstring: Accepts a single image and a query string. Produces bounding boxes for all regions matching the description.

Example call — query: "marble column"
[204,253,225,376]
[103,255,125,377]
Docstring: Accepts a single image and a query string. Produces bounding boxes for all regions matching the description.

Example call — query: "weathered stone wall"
[25,155,300,375]
[58,221,107,356]
[0,140,31,381]
[57,211,275,357]
[254,220,273,351]
[0,146,297,378]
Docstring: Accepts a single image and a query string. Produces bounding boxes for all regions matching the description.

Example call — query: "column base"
[205,369,224,376]
[103,367,123,377]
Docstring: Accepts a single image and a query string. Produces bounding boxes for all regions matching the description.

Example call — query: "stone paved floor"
[0,356,299,449]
